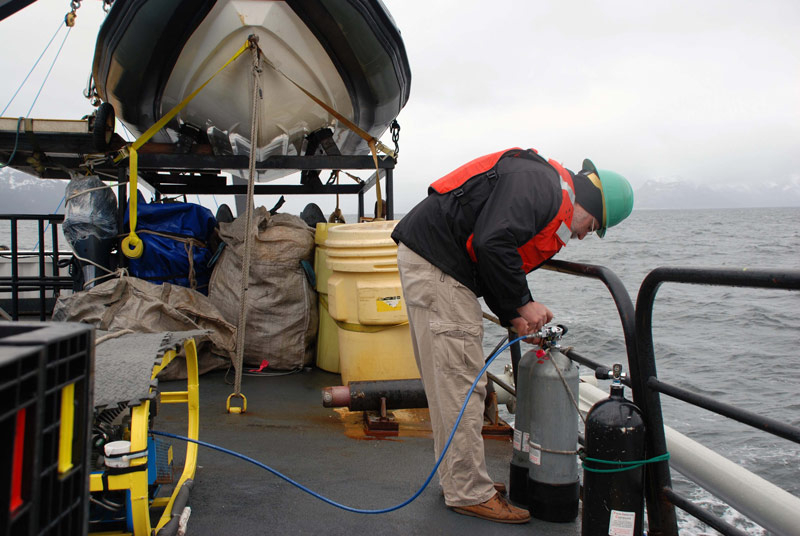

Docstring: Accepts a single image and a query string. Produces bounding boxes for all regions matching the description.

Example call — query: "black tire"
[92,102,115,151]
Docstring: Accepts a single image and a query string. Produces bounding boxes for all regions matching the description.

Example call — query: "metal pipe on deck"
[322,373,518,412]
[322,379,428,411]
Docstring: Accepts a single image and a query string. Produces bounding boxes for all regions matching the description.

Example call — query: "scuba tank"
[508,348,536,505]
[526,345,580,522]
[582,364,646,536]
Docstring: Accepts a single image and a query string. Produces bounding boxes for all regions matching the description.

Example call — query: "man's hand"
[512,301,553,344]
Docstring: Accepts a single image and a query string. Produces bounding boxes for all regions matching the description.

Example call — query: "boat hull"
[92,0,410,164]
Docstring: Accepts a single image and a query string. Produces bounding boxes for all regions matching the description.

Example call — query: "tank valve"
[530,324,567,349]
[595,363,628,382]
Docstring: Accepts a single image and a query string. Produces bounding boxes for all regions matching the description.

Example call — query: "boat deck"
[155,367,581,536]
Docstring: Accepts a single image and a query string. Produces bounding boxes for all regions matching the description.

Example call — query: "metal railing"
[0,214,73,320]
[635,267,800,536]
[539,259,681,533]
[530,262,800,535]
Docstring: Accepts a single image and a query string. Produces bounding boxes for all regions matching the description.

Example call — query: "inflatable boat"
[92,0,411,162]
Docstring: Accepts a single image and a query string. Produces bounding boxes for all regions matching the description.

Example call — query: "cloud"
[1,0,798,215]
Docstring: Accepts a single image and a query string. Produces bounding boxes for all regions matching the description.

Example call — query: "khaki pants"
[397,243,495,507]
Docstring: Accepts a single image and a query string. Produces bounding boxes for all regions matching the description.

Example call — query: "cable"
[1,19,64,116]
[153,334,531,514]
[26,25,73,117]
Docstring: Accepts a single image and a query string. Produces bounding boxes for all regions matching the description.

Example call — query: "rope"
[546,348,586,424]
[232,39,262,398]
[131,229,205,290]
[328,169,352,223]
[258,55,393,220]
[70,247,129,290]
[26,26,73,117]
[539,446,579,456]
[1,20,64,116]
[65,182,119,202]
[95,329,134,346]
[184,241,197,290]
[582,453,671,474]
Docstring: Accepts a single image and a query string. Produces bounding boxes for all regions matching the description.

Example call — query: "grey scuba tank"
[526,347,580,522]
[508,348,537,505]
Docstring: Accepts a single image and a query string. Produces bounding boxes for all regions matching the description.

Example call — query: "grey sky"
[1,0,798,215]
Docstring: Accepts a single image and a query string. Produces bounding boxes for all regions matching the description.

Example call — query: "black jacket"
[392,149,567,325]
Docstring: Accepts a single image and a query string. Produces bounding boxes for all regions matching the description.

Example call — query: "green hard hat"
[582,159,634,238]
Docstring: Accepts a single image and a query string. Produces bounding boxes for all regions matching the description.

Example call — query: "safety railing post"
[10,217,19,320]
[635,266,800,535]
[634,275,678,535]
[385,167,394,219]
[543,259,679,535]
[37,218,46,320]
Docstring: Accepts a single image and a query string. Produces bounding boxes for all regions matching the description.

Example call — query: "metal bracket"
[363,396,399,433]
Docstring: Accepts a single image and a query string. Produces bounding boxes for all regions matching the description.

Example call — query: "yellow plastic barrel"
[314,223,342,373]
[324,220,419,384]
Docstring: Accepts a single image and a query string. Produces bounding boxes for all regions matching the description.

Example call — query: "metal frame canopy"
[0,117,396,221]
[118,150,396,221]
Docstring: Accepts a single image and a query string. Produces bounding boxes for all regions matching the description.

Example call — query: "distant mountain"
[634,176,800,209]
[0,167,66,214]
[3,166,800,212]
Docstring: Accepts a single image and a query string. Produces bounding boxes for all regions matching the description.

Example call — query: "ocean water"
[2,206,798,533]
[480,206,800,535]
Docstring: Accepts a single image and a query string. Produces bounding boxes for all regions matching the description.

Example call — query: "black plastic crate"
[0,322,94,536]
[0,345,43,536]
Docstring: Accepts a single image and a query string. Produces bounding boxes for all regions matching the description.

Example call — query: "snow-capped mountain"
[634,176,800,209]
[0,167,66,214]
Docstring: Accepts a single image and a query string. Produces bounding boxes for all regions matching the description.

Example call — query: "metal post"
[117,168,127,268]
[635,266,800,535]
[10,218,18,320]
[50,216,60,300]
[386,167,394,219]
[37,219,46,320]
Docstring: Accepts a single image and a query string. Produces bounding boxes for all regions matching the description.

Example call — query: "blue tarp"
[125,194,217,293]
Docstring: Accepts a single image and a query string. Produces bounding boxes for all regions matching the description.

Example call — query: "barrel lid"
[325,220,399,248]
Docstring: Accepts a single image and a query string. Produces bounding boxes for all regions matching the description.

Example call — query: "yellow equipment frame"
[89,337,200,536]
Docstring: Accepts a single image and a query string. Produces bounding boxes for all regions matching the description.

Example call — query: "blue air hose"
[152,334,530,514]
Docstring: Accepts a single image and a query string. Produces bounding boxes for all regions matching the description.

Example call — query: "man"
[391,147,633,524]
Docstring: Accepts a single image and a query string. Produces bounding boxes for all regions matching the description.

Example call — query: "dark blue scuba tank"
[582,370,646,536]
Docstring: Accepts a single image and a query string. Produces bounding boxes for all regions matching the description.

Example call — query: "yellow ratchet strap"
[120,39,252,258]
[261,57,394,219]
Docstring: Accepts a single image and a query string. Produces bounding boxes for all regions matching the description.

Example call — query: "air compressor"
[582,364,646,536]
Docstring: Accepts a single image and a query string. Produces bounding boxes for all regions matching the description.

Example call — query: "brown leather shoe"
[451,492,530,524]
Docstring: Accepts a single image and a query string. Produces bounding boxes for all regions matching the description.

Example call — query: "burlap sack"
[52,276,236,379]
[209,207,317,370]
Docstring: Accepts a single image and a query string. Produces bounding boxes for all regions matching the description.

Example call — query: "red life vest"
[430,148,576,273]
